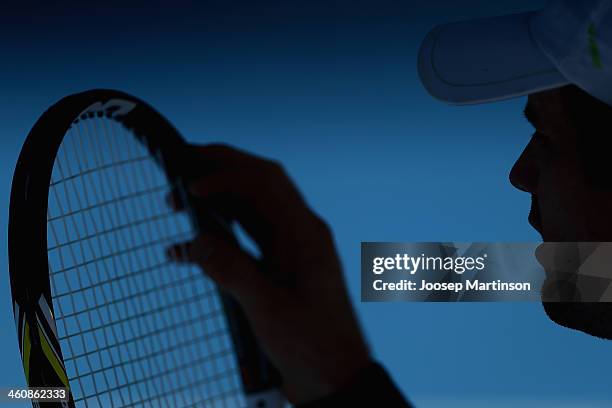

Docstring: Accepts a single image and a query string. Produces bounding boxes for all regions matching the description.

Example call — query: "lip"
[528,196,543,235]
[528,212,543,234]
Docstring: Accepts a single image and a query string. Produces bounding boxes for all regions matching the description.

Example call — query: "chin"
[538,234,612,339]
[542,301,612,340]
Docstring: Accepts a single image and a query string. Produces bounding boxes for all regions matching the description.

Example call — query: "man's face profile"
[510,86,612,339]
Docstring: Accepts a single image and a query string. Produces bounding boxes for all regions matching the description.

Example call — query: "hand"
[167,144,371,404]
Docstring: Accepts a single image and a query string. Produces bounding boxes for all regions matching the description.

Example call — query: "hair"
[561,85,612,189]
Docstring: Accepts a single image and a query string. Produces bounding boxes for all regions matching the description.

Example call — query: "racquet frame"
[8,89,283,408]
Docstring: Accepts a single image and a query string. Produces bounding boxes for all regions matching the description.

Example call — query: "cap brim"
[418,11,569,105]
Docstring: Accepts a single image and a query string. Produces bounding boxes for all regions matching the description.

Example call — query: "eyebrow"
[523,104,539,127]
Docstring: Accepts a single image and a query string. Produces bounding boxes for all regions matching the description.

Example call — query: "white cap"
[418,0,612,106]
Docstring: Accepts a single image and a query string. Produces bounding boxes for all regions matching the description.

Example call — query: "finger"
[189,144,272,170]
[175,144,273,179]
[188,167,306,222]
[188,168,311,253]
[165,191,184,211]
[182,143,309,226]
[166,235,278,308]
[166,188,235,234]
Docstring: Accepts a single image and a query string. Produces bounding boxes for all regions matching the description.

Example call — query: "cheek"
[536,156,584,240]
[538,154,612,240]
[581,191,612,240]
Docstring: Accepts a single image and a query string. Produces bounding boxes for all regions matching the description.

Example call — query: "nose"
[509,134,541,193]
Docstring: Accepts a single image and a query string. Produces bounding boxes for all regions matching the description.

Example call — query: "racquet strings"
[46,115,244,407]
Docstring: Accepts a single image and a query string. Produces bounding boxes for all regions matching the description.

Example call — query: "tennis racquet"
[8,89,285,407]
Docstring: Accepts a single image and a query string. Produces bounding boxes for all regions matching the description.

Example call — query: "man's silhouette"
[511,86,612,339]
[169,0,612,405]
[418,0,612,340]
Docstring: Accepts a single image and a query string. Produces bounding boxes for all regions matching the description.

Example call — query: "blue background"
[1,1,611,406]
